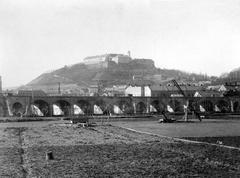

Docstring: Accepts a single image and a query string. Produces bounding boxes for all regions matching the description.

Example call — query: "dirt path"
[0,128,26,177]
[17,128,28,178]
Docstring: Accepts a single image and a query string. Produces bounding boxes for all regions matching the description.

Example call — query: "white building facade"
[125,86,151,97]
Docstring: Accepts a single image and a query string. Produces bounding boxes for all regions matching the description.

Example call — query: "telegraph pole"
[58,82,61,95]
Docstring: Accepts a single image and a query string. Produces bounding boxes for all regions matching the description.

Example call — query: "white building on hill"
[125,85,151,97]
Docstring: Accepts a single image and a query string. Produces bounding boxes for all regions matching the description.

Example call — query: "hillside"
[213,67,240,85]
[23,61,213,94]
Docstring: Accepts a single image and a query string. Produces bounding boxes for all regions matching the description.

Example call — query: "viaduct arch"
[0,95,240,117]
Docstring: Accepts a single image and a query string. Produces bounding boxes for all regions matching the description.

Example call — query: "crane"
[171,79,202,121]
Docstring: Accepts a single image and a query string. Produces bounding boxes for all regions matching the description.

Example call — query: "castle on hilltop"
[82,52,155,69]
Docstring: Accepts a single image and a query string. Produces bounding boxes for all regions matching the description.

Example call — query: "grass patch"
[1,124,240,177]
[24,142,240,177]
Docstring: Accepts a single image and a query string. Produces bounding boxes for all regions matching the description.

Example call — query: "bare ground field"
[1,120,240,177]
[111,119,240,147]
[111,119,240,137]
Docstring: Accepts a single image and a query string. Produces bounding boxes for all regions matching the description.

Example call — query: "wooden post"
[49,104,53,117]
[133,102,136,114]
[184,100,189,122]
[46,151,54,160]
[230,100,234,112]
[146,99,150,114]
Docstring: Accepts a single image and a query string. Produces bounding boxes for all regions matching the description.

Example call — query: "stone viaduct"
[0,95,240,117]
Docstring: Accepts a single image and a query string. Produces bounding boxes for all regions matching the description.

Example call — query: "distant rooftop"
[17,90,47,97]
[150,85,203,91]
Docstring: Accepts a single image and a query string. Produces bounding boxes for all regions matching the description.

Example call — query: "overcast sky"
[1,0,240,87]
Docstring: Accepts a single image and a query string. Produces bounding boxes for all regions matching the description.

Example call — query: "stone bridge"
[0,95,240,117]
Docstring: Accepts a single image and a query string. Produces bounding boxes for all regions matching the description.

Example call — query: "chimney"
[127,50,131,57]
[58,82,61,94]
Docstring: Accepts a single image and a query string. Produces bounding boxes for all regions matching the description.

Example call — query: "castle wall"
[82,54,155,69]
[83,55,107,65]
[112,55,132,64]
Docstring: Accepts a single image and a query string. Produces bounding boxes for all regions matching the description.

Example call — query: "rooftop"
[150,85,203,91]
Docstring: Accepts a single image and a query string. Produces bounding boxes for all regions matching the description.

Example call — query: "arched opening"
[104,104,114,115]
[136,102,147,114]
[117,100,134,114]
[77,100,92,115]
[33,100,50,117]
[233,101,240,112]
[73,104,84,115]
[94,100,110,115]
[12,102,24,117]
[188,100,198,111]
[169,100,183,112]
[53,100,71,116]
[199,100,214,112]
[113,104,123,114]
[150,100,165,113]
[217,100,230,113]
